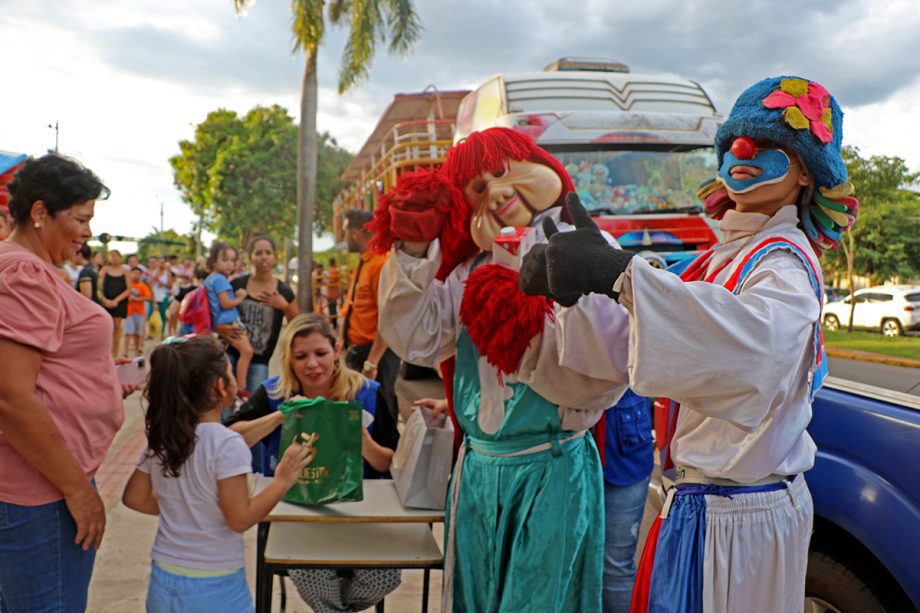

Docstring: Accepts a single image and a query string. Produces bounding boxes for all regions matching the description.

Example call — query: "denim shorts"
[146,563,253,613]
[0,498,96,612]
[124,313,146,335]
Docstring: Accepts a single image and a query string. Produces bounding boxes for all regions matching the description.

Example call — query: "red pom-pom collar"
[459,264,554,377]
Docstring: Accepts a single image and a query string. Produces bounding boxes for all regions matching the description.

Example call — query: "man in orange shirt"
[338,209,399,450]
[124,266,152,356]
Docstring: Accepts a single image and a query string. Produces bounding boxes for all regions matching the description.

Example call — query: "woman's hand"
[362,363,378,381]
[113,356,144,398]
[414,397,449,419]
[64,483,106,551]
[215,323,242,341]
[274,433,317,486]
[256,289,288,310]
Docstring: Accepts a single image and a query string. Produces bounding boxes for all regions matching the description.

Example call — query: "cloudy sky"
[2,0,919,249]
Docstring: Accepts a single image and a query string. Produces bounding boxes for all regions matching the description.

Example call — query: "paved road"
[828,356,920,396]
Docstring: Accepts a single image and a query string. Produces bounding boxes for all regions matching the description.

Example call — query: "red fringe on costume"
[367,168,479,281]
[459,264,554,378]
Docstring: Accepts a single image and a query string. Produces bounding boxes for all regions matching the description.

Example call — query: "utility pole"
[159,197,165,257]
[47,121,59,153]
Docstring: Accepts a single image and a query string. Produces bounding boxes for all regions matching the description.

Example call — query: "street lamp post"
[47,121,59,153]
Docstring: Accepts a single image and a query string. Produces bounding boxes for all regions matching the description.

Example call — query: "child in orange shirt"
[125,267,152,356]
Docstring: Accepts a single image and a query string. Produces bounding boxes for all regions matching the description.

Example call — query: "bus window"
[553,147,718,215]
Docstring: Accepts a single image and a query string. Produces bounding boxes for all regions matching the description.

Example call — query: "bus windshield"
[551,147,718,215]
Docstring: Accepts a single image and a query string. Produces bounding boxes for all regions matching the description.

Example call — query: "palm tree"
[234,0,422,310]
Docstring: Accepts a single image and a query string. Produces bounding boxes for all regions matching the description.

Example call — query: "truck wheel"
[823,314,840,332]
[881,318,903,337]
[805,550,887,613]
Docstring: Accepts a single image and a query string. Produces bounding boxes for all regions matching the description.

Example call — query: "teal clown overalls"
[442,327,604,613]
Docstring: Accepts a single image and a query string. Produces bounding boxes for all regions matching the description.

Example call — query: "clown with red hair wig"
[372,127,629,612]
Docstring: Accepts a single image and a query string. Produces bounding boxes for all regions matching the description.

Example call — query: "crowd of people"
[52,242,201,356]
[311,256,346,326]
[0,74,861,613]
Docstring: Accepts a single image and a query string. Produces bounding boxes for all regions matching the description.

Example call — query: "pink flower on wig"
[762,78,833,144]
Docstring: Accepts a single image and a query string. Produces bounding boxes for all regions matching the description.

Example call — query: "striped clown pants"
[631,475,812,613]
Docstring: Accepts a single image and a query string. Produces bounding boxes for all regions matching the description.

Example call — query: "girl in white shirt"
[122,335,314,612]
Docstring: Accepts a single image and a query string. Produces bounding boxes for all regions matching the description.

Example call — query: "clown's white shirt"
[378,208,628,432]
[558,204,821,482]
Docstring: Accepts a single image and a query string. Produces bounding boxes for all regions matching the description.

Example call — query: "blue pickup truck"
[803,376,919,612]
[650,376,920,612]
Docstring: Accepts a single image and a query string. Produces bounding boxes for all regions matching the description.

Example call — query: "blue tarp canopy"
[0,151,27,176]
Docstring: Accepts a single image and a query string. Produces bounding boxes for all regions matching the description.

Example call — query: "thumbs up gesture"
[539,193,636,303]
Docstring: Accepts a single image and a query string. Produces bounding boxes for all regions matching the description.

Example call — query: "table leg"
[256,522,271,613]
[422,568,430,613]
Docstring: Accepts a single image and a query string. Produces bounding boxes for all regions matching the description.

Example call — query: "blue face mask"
[717,148,791,194]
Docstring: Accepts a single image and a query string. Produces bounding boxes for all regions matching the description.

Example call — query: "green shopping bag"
[278,397,364,505]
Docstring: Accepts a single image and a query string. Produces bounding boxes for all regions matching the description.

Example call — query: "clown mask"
[464,159,563,250]
[718,137,810,215]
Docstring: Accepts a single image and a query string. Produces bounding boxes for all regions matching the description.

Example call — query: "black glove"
[544,193,636,302]
[519,241,582,307]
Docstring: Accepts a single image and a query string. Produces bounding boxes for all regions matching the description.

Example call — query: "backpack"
[178,287,211,334]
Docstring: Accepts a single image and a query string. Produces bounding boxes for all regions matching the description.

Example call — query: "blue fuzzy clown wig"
[698,76,859,254]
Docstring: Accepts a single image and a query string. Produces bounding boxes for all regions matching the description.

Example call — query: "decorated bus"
[454,57,721,267]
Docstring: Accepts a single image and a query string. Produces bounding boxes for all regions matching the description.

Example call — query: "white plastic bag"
[391,407,454,510]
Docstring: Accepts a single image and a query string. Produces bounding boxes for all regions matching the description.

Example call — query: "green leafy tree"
[234,0,422,310]
[315,132,353,233]
[208,105,299,247]
[170,110,245,257]
[170,106,352,255]
[824,147,920,286]
[138,228,196,261]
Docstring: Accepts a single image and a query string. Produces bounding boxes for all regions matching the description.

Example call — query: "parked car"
[823,285,920,337]
[823,287,846,304]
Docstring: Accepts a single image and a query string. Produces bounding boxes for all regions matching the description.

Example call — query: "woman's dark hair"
[77,243,92,260]
[144,336,230,477]
[6,154,109,226]
[345,208,373,233]
[246,234,276,255]
[206,241,236,272]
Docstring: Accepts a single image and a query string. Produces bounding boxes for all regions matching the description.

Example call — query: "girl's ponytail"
[144,336,231,477]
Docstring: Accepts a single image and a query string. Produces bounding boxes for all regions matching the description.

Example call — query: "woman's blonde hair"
[271,313,364,401]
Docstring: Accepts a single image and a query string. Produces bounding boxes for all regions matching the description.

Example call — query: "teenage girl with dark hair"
[226,234,299,393]
[99,248,130,356]
[122,336,315,611]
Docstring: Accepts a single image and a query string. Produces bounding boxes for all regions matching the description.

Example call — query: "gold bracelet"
[363,360,377,372]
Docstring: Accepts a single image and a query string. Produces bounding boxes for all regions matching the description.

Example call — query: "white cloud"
[1,0,918,245]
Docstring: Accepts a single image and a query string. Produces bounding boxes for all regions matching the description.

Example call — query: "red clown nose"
[730,136,757,160]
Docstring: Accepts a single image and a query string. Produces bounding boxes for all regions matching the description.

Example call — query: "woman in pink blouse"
[0,154,134,612]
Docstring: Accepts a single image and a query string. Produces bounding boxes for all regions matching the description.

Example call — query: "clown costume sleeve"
[378,211,629,415]
[558,206,822,482]
[377,238,461,367]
